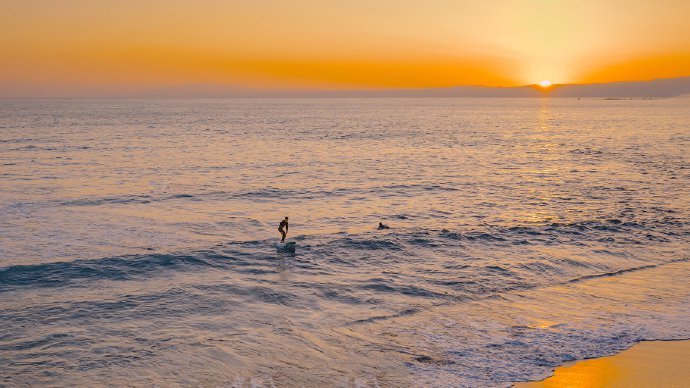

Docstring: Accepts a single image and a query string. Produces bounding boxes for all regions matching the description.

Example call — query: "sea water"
[1,98,689,387]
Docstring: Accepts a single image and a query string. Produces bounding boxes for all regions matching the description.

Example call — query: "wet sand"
[514,340,690,388]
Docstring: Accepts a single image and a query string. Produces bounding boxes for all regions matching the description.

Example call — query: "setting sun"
[539,80,552,88]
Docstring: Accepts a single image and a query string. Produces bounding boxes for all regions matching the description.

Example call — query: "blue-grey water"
[1,98,689,387]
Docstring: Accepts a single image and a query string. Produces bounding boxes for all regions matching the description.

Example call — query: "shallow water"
[1,98,689,386]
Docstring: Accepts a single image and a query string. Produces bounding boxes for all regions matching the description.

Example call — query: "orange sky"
[2,0,690,96]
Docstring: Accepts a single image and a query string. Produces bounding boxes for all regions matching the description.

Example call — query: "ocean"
[1,98,689,387]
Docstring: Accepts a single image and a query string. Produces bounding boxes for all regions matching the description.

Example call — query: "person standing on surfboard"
[278,217,289,242]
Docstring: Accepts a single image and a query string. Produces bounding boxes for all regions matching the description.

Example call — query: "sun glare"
[539,80,552,88]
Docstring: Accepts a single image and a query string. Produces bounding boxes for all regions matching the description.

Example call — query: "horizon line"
[2,75,689,100]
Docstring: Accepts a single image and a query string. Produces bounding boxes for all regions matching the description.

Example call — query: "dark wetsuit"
[278,219,289,242]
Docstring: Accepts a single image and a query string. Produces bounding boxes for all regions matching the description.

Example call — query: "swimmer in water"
[378,222,390,230]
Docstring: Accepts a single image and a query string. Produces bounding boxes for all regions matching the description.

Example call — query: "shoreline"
[513,339,690,387]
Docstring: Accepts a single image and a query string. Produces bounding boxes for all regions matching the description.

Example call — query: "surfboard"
[276,241,296,253]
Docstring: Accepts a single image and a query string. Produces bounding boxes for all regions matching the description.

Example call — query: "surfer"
[278,217,289,242]
[378,222,390,230]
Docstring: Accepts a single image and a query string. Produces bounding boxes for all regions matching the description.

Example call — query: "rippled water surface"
[1,98,689,387]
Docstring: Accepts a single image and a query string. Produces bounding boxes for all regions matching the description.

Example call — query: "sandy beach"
[514,340,690,387]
